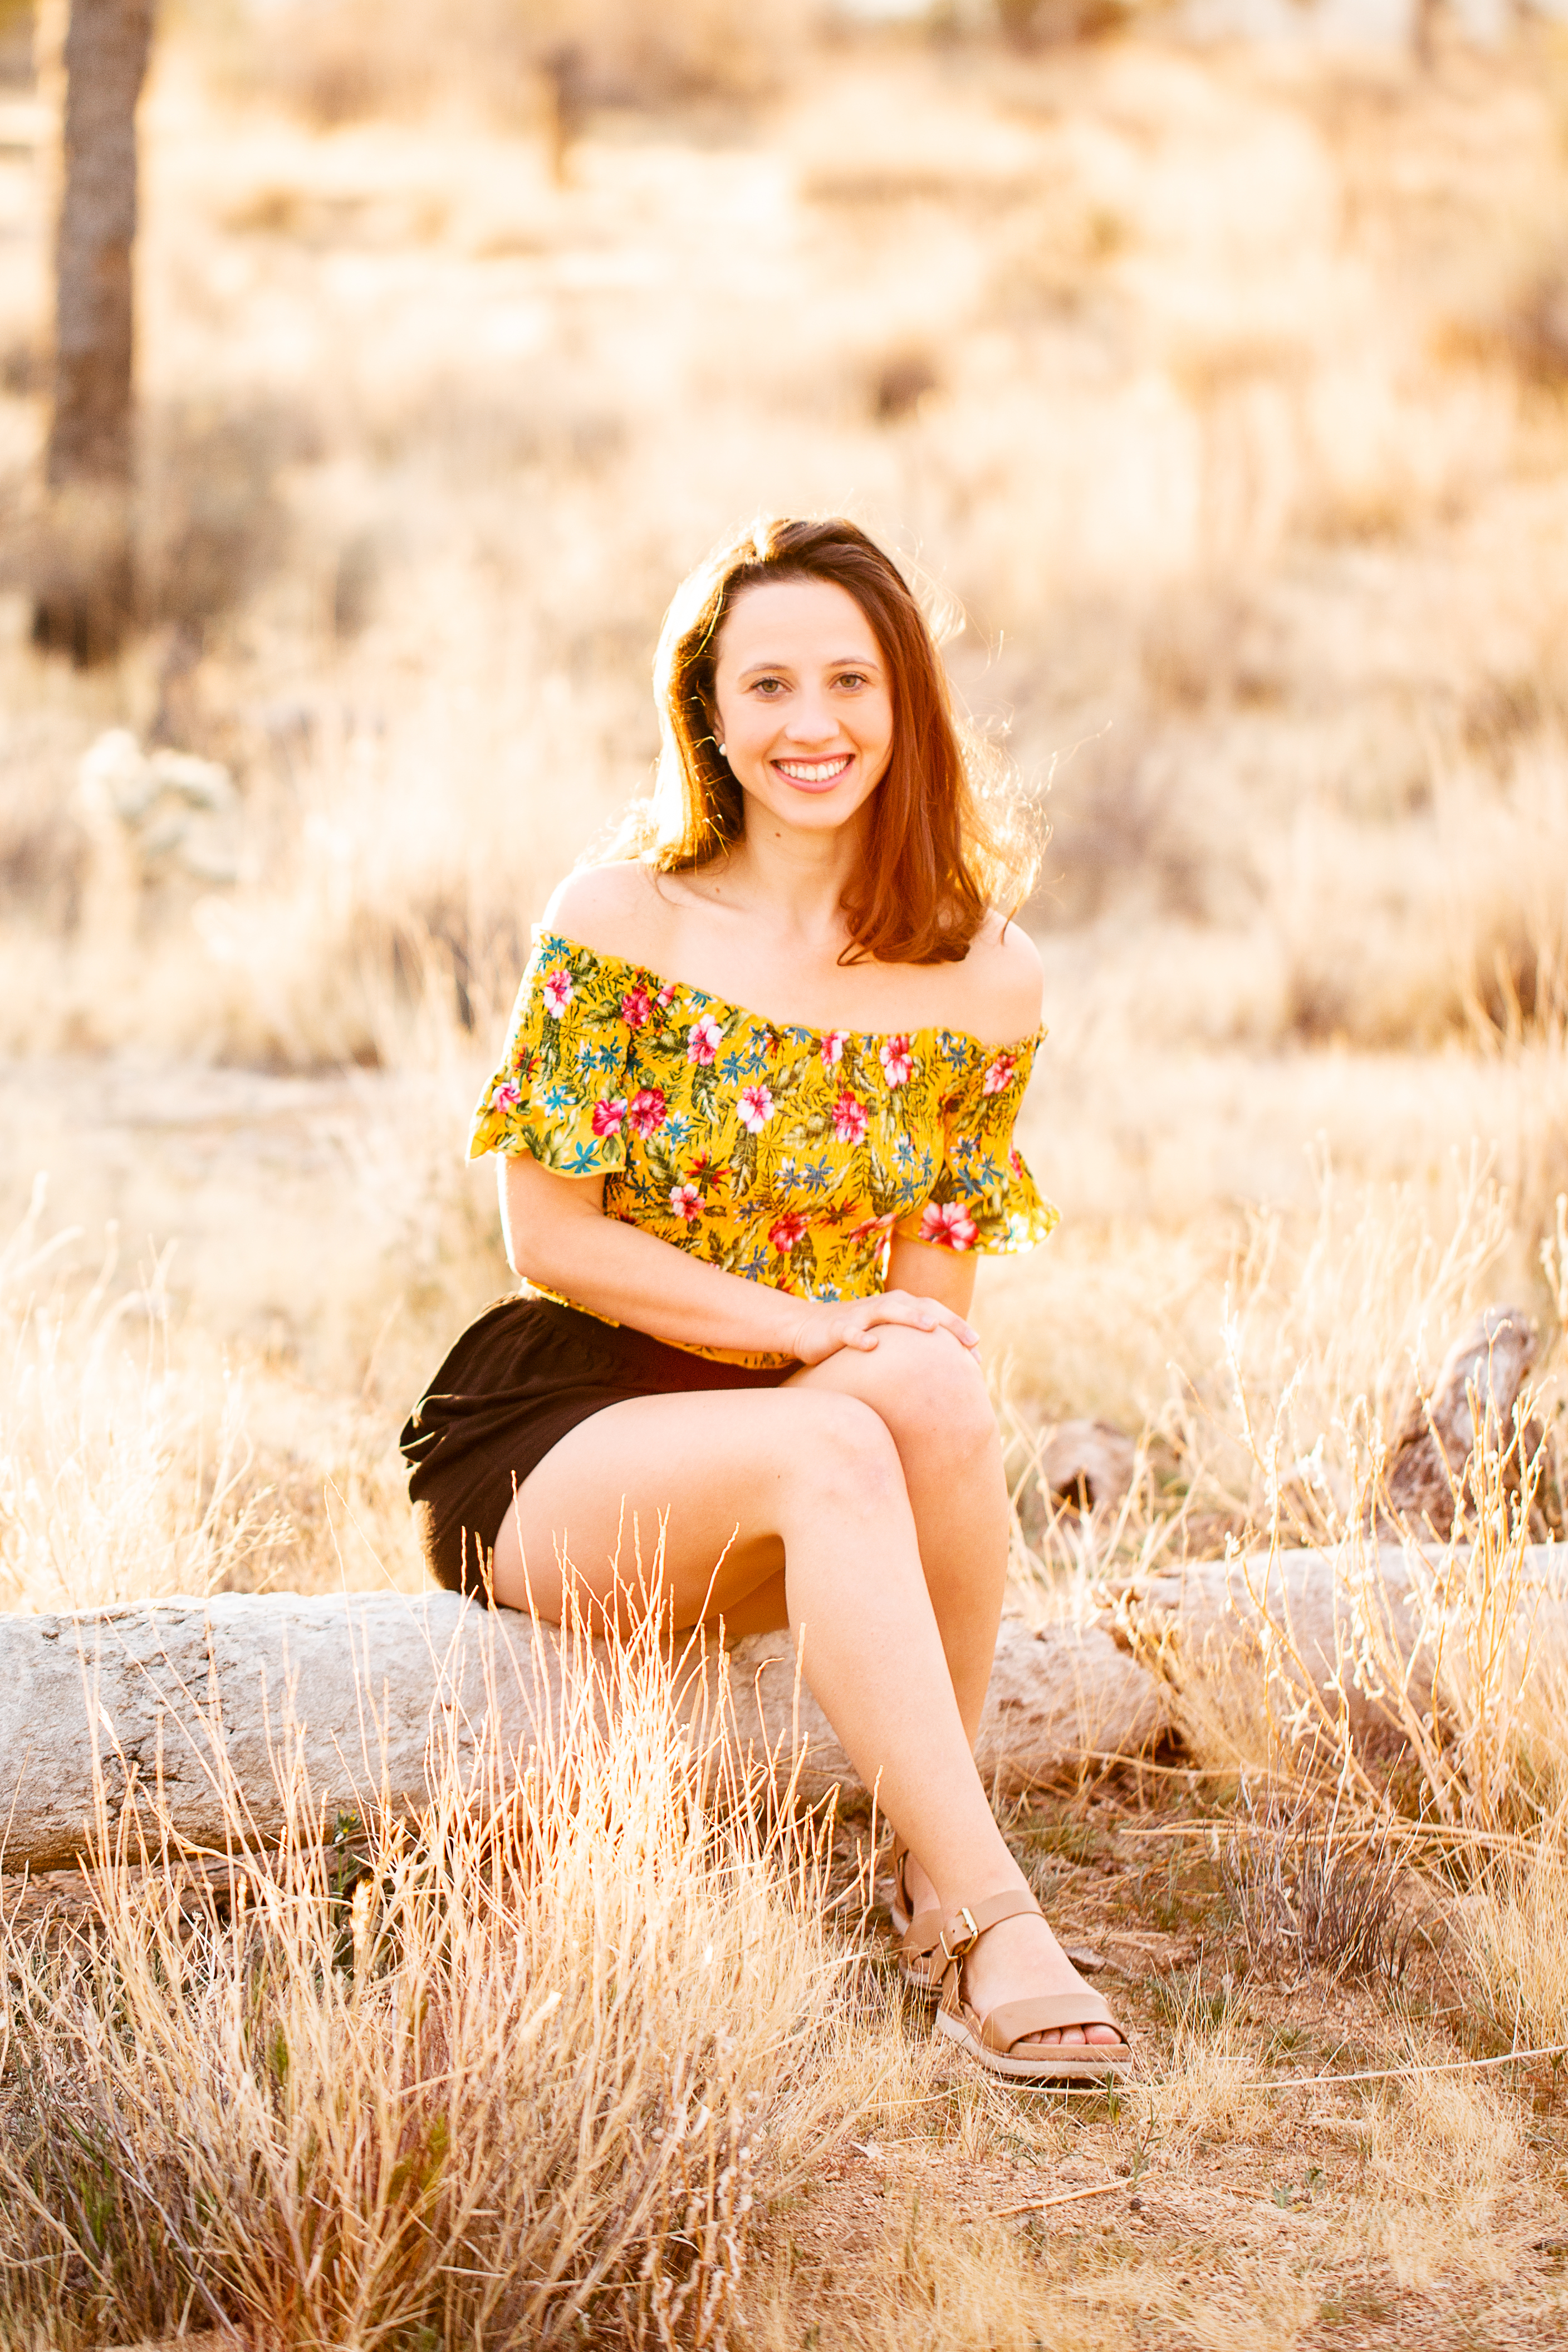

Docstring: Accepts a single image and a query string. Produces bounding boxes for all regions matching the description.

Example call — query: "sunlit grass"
[4,8,1568,2344]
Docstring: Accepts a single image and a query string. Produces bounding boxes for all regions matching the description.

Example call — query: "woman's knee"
[780,1390,908,1519]
[851,1326,999,1460]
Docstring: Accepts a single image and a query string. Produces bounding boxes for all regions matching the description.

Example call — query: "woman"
[401,517,1129,2085]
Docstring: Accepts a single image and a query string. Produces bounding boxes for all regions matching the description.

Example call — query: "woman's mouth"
[773,754,853,789]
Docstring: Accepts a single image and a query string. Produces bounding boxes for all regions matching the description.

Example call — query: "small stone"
[1064,1943,1107,1972]
[1040,1420,1136,1516]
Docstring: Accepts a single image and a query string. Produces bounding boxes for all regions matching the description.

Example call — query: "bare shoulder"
[541,861,673,965]
[949,913,1043,1042]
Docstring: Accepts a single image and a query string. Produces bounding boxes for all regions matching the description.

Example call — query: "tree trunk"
[1412,0,1444,71]
[31,0,154,666]
[0,1597,1167,1874]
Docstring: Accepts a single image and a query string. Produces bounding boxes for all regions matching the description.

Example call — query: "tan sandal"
[933,1891,1133,2085]
[887,1835,945,1997]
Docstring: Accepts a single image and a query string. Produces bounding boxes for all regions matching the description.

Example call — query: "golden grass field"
[7,3,1568,2344]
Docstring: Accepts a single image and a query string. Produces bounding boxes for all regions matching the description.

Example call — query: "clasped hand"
[790,1288,980,1365]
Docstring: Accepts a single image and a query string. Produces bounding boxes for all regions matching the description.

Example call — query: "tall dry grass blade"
[0,1578,883,2349]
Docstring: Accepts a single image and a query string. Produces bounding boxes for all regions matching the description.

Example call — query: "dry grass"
[1461,1846,1568,2055]
[1216,1798,1420,1990]
[0,1616,886,2348]
[6,3,1568,2343]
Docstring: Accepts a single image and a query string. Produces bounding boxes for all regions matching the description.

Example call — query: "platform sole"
[934,2002,1133,2085]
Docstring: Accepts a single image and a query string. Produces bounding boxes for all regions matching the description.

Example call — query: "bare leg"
[787,1324,1010,1746]
[786,1329,1108,2047]
[492,1369,1114,2047]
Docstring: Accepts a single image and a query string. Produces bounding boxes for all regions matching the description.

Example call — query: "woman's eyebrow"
[736,651,882,678]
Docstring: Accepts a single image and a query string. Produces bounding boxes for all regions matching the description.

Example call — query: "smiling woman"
[399,516,1131,2083]
[639,517,1028,963]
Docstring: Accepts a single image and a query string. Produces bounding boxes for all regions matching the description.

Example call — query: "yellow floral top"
[470,929,1057,1366]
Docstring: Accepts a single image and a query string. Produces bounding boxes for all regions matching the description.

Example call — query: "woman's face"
[708,577,894,841]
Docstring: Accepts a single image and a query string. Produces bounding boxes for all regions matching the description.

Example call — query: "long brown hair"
[630,516,1035,966]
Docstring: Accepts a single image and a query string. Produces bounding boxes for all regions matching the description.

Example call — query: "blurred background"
[4,0,1568,1606]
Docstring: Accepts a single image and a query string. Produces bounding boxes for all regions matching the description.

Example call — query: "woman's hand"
[788,1289,980,1366]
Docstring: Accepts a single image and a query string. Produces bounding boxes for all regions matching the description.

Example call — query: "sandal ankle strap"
[938,1888,1040,1963]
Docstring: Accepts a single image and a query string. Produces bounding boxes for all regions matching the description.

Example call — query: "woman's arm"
[499,1150,979,1365]
[885,1234,978,1322]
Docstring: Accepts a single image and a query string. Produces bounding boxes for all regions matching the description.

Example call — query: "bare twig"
[993,2178,1128,2218]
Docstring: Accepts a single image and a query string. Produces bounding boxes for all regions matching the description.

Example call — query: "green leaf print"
[866,1145,904,1219]
[690,1057,723,1128]
[837,1036,875,1101]
[782,1108,832,1151]
[731,1126,759,1193]
[768,1053,813,1107]
[524,1121,581,1173]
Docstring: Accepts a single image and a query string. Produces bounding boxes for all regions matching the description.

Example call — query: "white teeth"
[777,757,851,781]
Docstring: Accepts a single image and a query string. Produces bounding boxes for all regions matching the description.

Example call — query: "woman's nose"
[783,694,838,743]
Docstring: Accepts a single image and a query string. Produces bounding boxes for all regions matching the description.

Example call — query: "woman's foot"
[899,1851,1119,2049]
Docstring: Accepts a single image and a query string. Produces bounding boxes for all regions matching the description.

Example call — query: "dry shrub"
[0,680,572,1067]
[1145,1405,1568,1837]
[1102,1152,1515,1563]
[1216,1797,1419,1988]
[1274,741,1568,1052]
[994,1137,1564,1604]
[1138,1971,1266,2149]
[228,0,818,126]
[743,2184,1094,2352]
[136,395,301,639]
[1349,2064,1527,2293]
[1461,1846,1568,2055]
[0,1613,874,2348]
[0,1154,486,1612]
[0,1178,288,1614]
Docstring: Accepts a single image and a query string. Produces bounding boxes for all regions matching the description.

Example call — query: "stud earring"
[717,742,728,759]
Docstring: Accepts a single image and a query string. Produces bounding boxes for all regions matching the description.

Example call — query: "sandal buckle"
[940,1907,979,1963]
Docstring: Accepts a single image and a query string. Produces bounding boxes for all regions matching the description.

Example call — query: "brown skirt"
[399,1295,793,1599]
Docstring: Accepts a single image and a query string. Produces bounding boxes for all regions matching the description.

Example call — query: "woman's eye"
[753,677,786,696]
[836,672,868,690]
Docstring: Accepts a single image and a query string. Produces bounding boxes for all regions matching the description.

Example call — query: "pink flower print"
[738,1083,774,1134]
[541,967,574,1018]
[770,1212,807,1253]
[620,984,653,1030]
[489,1079,521,1113]
[919,1200,977,1251]
[629,1086,667,1137]
[832,1089,869,1146]
[820,1030,847,1068]
[591,1097,626,1139]
[670,1182,702,1222]
[656,983,678,1008]
[687,1012,723,1066]
[879,1035,913,1088]
[981,1052,1017,1097]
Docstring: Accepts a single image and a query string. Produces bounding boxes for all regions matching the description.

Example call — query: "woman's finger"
[792,1293,981,1364]
[870,1292,979,1348]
